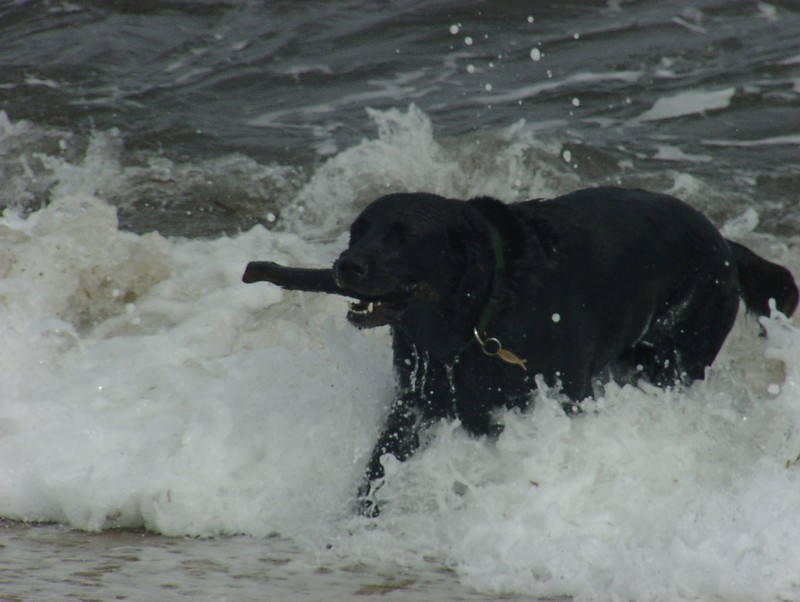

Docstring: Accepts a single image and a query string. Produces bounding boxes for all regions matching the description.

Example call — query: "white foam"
[702,134,800,147]
[779,53,800,66]
[477,71,643,106]
[653,144,712,163]
[284,105,568,235]
[637,88,736,122]
[0,194,392,538]
[1,108,800,601]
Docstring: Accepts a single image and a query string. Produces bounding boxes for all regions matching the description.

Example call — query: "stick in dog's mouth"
[243,261,439,328]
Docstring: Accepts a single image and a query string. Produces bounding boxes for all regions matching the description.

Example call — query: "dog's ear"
[467,196,526,261]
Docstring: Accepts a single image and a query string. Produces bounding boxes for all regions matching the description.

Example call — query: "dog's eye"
[350,218,370,243]
[448,228,465,255]
[383,223,409,246]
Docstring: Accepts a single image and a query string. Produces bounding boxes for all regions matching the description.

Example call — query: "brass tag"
[496,347,528,371]
[473,328,528,372]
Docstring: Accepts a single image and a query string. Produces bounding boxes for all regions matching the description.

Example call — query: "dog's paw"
[356,496,381,518]
[355,479,384,517]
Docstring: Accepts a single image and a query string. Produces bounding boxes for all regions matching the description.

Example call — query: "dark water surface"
[3,0,800,235]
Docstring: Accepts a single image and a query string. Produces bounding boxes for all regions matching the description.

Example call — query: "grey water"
[2,1,800,601]
[3,0,800,236]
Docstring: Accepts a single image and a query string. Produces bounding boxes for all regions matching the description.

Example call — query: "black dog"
[243,187,798,514]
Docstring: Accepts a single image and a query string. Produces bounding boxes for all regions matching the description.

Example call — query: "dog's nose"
[334,255,371,286]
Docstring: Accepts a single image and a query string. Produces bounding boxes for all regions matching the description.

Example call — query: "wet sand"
[0,520,556,601]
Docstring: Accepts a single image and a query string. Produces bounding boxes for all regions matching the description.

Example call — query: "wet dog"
[243,187,798,514]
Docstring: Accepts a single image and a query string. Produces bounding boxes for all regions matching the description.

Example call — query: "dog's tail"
[728,240,799,317]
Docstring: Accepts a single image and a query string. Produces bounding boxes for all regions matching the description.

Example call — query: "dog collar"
[475,222,505,335]
[472,223,528,371]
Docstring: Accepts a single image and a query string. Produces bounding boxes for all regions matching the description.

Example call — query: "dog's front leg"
[357,398,423,516]
[356,339,451,516]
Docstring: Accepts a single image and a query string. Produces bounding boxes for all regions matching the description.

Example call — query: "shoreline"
[0,520,555,601]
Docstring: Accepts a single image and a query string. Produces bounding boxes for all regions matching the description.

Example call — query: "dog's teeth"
[350,302,377,316]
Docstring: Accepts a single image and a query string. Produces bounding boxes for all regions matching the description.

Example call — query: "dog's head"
[333,193,477,329]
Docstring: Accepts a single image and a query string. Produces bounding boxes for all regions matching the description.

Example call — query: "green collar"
[475,222,506,336]
[472,222,528,371]
[472,222,528,372]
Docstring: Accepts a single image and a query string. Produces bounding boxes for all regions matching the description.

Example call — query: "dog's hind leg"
[611,341,681,388]
[620,269,741,387]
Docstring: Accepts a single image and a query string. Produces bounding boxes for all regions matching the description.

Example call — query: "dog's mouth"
[346,282,438,328]
[347,298,408,328]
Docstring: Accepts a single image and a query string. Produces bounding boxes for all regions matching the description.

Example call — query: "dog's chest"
[396,343,531,433]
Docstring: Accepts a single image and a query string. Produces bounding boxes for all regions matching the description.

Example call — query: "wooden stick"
[242,261,357,297]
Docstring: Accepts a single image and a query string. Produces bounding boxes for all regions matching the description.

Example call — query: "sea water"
[1,106,800,601]
[2,1,800,600]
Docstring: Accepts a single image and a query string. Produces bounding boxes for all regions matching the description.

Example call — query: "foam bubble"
[637,88,736,122]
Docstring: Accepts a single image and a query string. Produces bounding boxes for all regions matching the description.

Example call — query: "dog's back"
[512,187,797,322]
